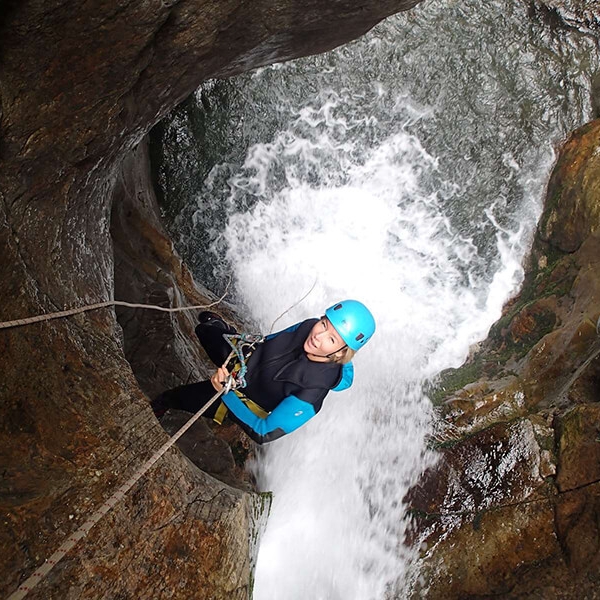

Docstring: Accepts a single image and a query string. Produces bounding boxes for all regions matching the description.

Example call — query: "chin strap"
[325,344,348,360]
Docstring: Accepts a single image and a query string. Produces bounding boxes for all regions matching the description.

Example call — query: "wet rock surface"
[539,119,600,252]
[111,139,255,491]
[0,0,421,597]
[531,0,600,37]
[408,119,600,599]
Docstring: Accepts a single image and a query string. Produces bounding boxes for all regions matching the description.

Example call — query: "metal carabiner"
[222,374,235,395]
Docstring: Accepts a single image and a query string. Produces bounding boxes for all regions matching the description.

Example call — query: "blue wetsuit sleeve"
[332,362,354,392]
[221,390,316,444]
[264,321,303,341]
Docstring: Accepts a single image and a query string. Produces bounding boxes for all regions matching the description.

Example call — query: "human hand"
[210,365,231,392]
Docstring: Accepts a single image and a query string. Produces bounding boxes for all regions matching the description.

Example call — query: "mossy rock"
[427,358,486,406]
[539,118,600,253]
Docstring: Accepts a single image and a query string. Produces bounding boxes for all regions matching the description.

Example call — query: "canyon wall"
[0,1,421,597]
[407,118,600,599]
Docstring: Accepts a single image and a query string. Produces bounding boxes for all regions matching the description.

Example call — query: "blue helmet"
[325,300,376,351]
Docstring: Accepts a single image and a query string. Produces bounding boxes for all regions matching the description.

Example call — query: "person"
[152,300,376,444]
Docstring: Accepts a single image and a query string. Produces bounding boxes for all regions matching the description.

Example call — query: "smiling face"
[303,317,347,362]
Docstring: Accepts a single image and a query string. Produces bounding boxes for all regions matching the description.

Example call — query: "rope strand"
[0,285,230,331]
[6,374,233,600]
[268,278,318,334]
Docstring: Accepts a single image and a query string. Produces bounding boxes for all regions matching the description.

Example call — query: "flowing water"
[150,1,598,597]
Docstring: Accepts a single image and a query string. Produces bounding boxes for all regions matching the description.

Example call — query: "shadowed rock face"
[406,119,600,599]
[0,1,422,597]
[532,0,600,37]
[110,138,256,491]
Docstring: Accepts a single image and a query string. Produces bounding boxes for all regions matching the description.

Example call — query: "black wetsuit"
[155,318,354,444]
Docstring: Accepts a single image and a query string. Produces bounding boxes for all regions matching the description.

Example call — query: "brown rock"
[411,120,600,598]
[568,350,600,404]
[1,0,424,597]
[443,378,528,433]
[411,497,562,599]
[556,404,600,492]
[539,119,600,253]
[407,419,549,522]
[508,297,557,348]
[555,484,600,573]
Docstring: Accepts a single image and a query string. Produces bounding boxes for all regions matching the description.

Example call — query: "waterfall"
[151,0,597,597]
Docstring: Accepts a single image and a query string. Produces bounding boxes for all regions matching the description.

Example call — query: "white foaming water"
[221,113,547,598]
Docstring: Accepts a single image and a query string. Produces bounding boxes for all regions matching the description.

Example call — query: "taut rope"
[1,274,232,331]
[0,298,226,331]
[268,278,318,334]
[6,365,236,600]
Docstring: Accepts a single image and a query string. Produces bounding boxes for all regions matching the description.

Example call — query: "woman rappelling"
[152,299,376,444]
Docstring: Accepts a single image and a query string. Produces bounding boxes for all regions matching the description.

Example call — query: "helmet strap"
[325,344,347,359]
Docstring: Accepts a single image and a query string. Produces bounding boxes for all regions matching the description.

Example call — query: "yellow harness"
[213,391,269,425]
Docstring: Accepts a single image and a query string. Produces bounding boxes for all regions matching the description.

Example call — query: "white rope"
[0,298,226,330]
[0,275,233,331]
[268,278,318,334]
[6,383,229,600]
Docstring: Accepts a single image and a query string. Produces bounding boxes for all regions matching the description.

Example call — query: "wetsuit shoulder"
[331,362,354,392]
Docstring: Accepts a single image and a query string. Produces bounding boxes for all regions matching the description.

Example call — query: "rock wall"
[0,0,422,597]
[407,119,600,599]
[111,138,255,491]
